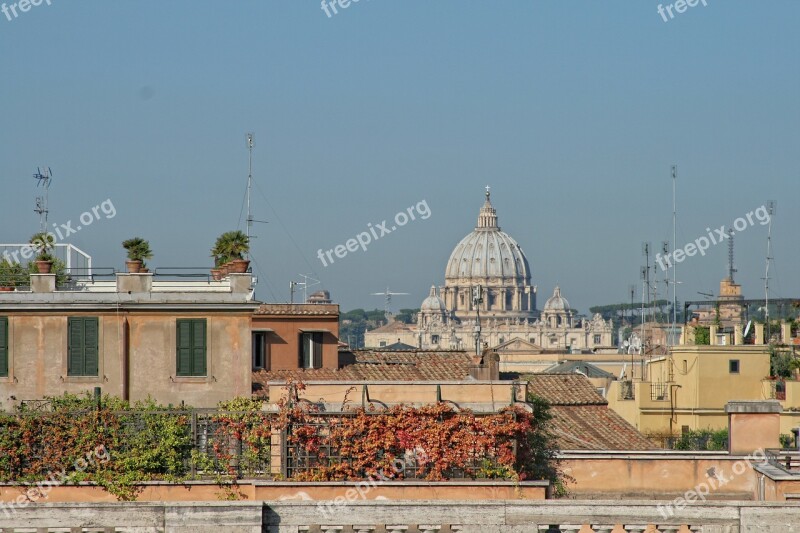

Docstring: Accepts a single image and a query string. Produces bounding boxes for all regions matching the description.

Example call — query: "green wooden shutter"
[0,317,8,378]
[176,320,193,376]
[83,318,99,376]
[68,318,84,376]
[177,319,206,376]
[312,333,322,369]
[299,333,309,368]
[192,320,207,376]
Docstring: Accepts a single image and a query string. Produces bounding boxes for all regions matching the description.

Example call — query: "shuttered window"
[68,317,99,377]
[0,317,8,378]
[176,319,207,377]
[299,332,323,369]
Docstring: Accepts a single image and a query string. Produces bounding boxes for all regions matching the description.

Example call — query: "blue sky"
[1,1,798,314]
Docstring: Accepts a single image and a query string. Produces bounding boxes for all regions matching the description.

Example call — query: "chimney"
[726,400,782,454]
[30,273,56,293]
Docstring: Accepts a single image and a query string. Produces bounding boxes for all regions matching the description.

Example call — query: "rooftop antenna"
[371,287,409,319]
[671,165,678,345]
[33,167,53,233]
[244,133,269,258]
[629,284,636,323]
[763,201,776,341]
[290,274,320,304]
[727,228,737,282]
[246,134,254,258]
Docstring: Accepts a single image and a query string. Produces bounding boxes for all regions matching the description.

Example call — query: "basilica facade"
[364,189,613,353]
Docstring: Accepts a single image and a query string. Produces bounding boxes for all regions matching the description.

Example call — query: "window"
[0,317,7,378]
[593,334,601,344]
[68,317,99,377]
[176,319,207,377]
[379,340,386,347]
[299,332,323,369]
[431,334,440,344]
[252,331,270,370]
[729,359,740,374]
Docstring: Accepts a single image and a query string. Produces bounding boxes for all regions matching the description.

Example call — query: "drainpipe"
[122,315,130,402]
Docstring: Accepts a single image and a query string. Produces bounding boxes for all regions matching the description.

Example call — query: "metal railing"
[650,382,670,401]
[765,448,800,474]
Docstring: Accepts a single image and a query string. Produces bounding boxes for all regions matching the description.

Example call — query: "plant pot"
[228,259,250,274]
[0,287,13,292]
[219,264,230,277]
[139,268,150,273]
[35,260,53,274]
[211,268,222,281]
[126,260,143,273]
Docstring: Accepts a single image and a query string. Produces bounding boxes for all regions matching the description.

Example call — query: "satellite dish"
[743,320,752,338]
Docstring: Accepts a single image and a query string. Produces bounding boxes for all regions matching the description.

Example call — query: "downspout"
[122,314,130,402]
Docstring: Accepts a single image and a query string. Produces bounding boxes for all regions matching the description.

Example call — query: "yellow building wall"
[607,346,774,437]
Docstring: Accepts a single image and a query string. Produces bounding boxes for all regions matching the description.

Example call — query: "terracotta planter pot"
[211,269,222,281]
[228,259,250,274]
[0,287,13,292]
[126,260,143,273]
[220,264,230,277]
[35,260,53,274]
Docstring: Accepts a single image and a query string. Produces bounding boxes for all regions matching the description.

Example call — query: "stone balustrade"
[1,500,800,532]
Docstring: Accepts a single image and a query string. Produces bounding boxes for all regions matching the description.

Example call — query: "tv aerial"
[371,287,409,317]
[33,167,53,233]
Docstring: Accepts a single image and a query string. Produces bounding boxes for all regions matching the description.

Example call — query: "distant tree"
[394,308,419,324]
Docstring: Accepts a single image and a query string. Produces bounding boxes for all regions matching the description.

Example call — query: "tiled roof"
[527,374,607,405]
[254,304,338,316]
[252,350,475,397]
[526,374,654,450]
[385,341,417,350]
[547,405,655,451]
[544,361,614,379]
[366,321,414,334]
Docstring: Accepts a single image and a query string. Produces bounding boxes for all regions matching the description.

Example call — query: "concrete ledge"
[726,400,783,414]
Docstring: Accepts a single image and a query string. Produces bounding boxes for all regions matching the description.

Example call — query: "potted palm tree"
[30,232,55,274]
[122,237,153,273]
[210,241,229,280]
[213,231,250,274]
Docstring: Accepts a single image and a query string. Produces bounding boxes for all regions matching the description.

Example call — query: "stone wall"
[1,500,800,532]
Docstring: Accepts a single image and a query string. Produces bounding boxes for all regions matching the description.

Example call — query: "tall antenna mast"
[764,201,775,341]
[246,133,254,259]
[671,165,677,344]
[33,167,53,233]
[727,228,736,282]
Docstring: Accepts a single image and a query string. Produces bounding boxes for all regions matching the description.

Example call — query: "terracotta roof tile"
[366,321,414,334]
[254,304,338,316]
[526,374,654,450]
[526,374,607,405]
[252,350,475,398]
[547,405,655,451]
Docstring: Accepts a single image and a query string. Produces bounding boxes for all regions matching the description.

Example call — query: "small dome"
[421,285,446,313]
[544,286,570,312]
